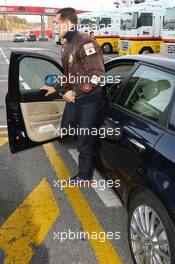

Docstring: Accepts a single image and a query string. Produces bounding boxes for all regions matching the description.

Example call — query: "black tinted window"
[104,63,135,102]
[106,64,134,85]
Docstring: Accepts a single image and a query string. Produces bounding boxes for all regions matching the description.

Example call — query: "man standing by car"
[41,7,105,184]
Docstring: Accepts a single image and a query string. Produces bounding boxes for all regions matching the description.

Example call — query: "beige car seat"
[132,79,171,120]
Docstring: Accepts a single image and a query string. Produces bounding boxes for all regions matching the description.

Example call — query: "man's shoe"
[67,175,92,187]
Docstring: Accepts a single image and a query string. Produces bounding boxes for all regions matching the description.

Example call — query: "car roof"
[109,54,175,72]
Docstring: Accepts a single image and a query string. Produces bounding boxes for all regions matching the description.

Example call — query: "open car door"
[6,51,66,153]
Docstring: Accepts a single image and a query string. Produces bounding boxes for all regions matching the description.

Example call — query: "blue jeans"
[61,97,102,179]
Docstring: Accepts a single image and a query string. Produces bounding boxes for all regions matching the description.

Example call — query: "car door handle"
[128,138,146,151]
[49,111,59,115]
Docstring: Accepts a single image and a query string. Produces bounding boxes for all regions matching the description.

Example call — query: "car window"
[19,57,63,92]
[105,64,134,85]
[117,65,175,123]
[169,102,175,132]
[104,63,135,102]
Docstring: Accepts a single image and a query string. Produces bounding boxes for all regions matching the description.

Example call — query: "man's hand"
[63,91,76,103]
[40,85,56,96]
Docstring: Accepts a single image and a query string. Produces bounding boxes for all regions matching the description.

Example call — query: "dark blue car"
[6,52,175,264]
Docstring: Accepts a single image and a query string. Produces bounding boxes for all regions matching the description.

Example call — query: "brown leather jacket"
[61,31,105,97]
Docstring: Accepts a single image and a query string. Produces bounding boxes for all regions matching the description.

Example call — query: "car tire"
[139,47,153,54]
[102,43,112,54]
[128,190,175,264]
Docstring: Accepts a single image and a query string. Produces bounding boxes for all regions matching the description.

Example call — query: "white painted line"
[0,48,9,64]
[68,149,122,208]
[9,47,50,51]
[0,125,7,128]
[0,48,30,90]
[21,82,31,90]
[19,75,23,81]
[92,172,122,207]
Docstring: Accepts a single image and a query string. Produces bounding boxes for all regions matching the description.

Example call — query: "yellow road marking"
[44,143,123,264]
[0,178,59,263]
[0,137,8,146]
[0,131,8,135]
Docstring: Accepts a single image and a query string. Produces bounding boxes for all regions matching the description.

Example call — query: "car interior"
[125,77,172,121]
[132,80,170,121]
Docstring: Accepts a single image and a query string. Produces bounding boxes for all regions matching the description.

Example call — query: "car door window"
[19,57,63,92]
[104,63,135,102]
[169,102,175,132]
[117,65,175,123]
[105,64,134,86]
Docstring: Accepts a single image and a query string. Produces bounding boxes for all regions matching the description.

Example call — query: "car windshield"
[15,34,23,37]
[163,7,175,30]
[79,18,97,31]
[80,18,90,28]
[121,12,138,30]
[99,17,111,29]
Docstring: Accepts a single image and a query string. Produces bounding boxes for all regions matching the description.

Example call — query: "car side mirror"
[45,74,59,87]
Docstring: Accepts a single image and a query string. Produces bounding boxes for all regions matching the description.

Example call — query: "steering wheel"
[104,82,119,102]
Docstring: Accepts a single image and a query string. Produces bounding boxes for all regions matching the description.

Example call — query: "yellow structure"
[95,36,120,53]
[119,37,162,55]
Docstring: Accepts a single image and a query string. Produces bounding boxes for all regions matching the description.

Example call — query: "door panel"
[6,51,64,153]
[20,100,65,142]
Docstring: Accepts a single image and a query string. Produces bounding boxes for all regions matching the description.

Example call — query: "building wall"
[47,16,55,29]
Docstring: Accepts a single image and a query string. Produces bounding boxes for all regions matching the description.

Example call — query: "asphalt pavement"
[0,39,133,264]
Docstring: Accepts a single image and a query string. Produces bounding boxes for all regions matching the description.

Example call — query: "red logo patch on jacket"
[83,43,96,56]
[82,84,93,92]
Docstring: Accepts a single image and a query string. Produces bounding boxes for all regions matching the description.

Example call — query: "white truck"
[78,11,121,53]
[118,2,163,55]
[161,1,175,54]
